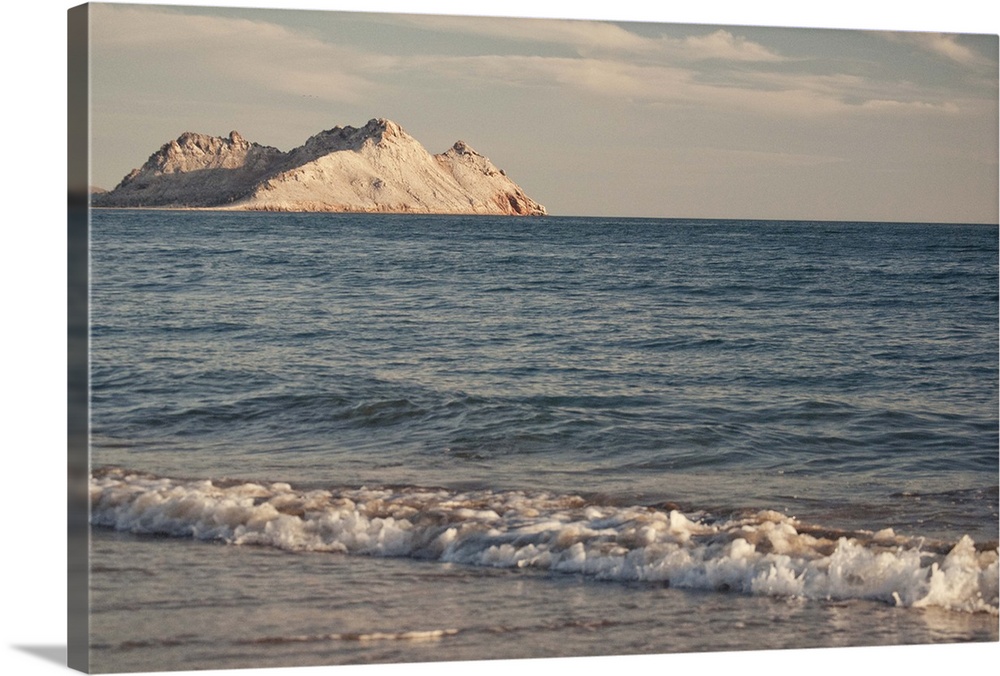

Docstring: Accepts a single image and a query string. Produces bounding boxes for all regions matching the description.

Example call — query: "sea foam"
[90,468,998,614]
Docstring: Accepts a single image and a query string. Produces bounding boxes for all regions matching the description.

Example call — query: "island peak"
[95,119,546,215]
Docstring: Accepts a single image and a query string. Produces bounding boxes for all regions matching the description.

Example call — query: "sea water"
[86,211,999,672]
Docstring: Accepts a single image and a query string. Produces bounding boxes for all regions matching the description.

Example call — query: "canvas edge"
[68,3,91,673]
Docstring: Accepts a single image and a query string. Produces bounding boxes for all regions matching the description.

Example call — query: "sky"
[86,2,998,222]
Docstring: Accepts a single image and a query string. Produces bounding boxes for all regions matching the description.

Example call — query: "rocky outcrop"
[94,119,546,216]
[103,131,285,207]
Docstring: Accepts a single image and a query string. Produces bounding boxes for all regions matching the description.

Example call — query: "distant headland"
[92,118,546,216]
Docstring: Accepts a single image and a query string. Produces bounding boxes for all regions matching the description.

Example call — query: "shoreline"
[86,204,549,216]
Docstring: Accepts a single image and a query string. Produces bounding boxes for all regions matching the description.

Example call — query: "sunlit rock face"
[95,118,546,216]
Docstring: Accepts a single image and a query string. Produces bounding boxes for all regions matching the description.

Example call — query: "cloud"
[881,31,986,66]
[399,15,784,62]
[417,53,688,99]
[679,30,784,62]
[405,50,963,119]
[401,15,652,52]
[860,99,961,113]
[90,5,977,126]
[90,4,385,104]
[387,15,966,117]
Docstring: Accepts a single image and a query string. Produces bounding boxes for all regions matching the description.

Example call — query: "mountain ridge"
[94,118,547,216]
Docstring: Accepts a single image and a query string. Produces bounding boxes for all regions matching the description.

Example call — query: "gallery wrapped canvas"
[68,2,998,674]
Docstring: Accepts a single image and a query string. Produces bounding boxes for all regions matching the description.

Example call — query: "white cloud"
[880,31,986,66]
[679,30,784,62]
[91,4,386,104]
[401,14,652,52]
[405,50,964,119]
[399,14,784,62]
[90,5,977,123]
[379,15,968,117]
[860,99,961,113]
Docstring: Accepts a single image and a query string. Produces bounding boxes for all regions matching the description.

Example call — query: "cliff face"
[94,119,546,216]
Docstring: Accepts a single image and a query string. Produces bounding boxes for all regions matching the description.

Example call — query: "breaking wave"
[90,467,998,614]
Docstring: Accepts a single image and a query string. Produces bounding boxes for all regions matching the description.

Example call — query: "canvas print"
[68,2,999,673]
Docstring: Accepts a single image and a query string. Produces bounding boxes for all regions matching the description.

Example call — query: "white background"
[2,2,997,675]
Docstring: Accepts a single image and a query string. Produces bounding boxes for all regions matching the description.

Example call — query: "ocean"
[86,210,998,672]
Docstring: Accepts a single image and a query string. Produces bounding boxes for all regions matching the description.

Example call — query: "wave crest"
[89,468,998,614]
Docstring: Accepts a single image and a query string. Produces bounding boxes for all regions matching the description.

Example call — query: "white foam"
[90,469,999,614]
[238,628,460,645]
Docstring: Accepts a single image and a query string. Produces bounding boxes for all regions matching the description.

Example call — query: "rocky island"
[93,118,546,216]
